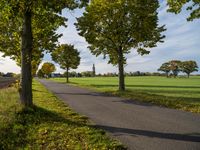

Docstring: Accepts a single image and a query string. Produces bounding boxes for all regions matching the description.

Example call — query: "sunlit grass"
[0,80,125,149]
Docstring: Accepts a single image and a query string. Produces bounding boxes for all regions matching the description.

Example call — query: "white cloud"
[0,53,20,74]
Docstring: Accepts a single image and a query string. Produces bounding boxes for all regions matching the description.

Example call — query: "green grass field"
[52,76,200,113]
[0,80,124,149]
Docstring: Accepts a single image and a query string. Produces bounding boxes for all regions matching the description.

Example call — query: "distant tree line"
[49,71,167,78]
[0,72,17,78]
[52,71,93,78]
[158,60,198,78]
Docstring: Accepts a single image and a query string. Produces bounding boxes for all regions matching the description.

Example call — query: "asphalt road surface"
[39,79,200,150]
[0,77,16,89]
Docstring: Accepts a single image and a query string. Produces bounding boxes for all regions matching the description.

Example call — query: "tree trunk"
[187,73,190,78]
[66,68,69,83]
[166,72,168,78]
[20,10,33,107]
[118,47,125,91]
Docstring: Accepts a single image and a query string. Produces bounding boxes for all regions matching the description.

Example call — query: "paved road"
[0,77,16,89]
[39,79,200,150]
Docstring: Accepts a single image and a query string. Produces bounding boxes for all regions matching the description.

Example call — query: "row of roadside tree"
[0,0,198,107]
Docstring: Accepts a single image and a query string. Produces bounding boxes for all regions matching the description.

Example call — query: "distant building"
[92,64,96,77]
[51,73,62,78]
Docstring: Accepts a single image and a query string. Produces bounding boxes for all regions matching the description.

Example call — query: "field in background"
[52,76,200,113]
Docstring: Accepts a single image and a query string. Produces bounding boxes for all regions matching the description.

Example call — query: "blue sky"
[0,1,199,74]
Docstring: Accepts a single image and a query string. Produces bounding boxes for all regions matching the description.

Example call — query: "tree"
[37,69,44,78]
[69,71,78,77]
[52,44,80,83]
[41,62,56,78]
[81,71,93,77]
[180,60,198,78]
[158,62,171,77]
[76,0,165,91]
[0,0,88,106]
[169,60,182,77]
[167,0,200,21]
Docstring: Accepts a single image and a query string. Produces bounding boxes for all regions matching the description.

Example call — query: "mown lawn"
[52,76,200,113]
[0,80,125,149]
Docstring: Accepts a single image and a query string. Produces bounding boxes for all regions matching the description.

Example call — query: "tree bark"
[66,68,69,83]
[20,10,33,106]
[118,47,125,91]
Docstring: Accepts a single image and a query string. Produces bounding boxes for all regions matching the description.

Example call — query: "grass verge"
[0,80,125,150]
[51,77,200,113]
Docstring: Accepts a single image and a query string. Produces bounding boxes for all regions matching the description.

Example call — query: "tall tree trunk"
[118,47,125,91]
[66,68,69,83]
[20,10,33,107]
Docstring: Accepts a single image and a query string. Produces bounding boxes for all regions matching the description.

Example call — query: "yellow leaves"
[41,62,56,76]
[38,128,49,135]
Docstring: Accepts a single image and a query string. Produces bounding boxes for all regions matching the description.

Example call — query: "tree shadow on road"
[93,125,200,143]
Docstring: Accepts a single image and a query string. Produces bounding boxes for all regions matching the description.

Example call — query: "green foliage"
[0,80,125,149]
[165,60,182,77]
[63,71,80,77]
[0,0,89,58]
[41,62,56,77]
[81,71,93,77]
[76,0,165,65]
[52,76,200,113]
[180,60,198,77]
[158,60,198,78]
[76,0,165,91]
[52,44,80,82]
[0,0,67,63]
[37,69,44,78]
[158,60,182,77]
[167,0,200,21]
[0,0,89,105]
[52,44,80,71]
[158,62,171,77]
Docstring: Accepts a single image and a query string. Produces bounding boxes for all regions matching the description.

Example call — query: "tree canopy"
[180,60,198,77]
[40,62,56,78]
[52,44,80,83]
[76,0,165,91]
[0,0,88,106]
[168,60,182,77]
[158,62,171,77]
[158,60,198,78]
[167,0,200,21]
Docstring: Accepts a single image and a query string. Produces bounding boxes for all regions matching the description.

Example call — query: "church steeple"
[92,64,95,77]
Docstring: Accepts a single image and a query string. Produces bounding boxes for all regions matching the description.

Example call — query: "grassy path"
[51,76,200,113]
[0,80,124,149]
